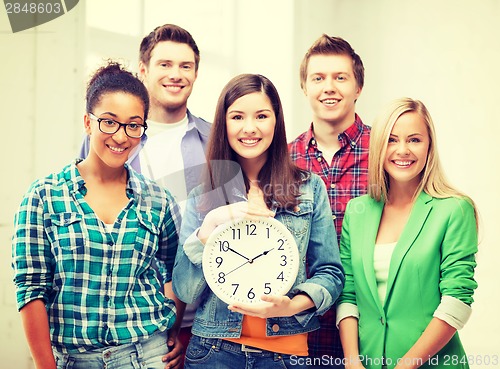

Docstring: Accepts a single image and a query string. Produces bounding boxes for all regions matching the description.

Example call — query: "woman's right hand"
[197,198,274,244]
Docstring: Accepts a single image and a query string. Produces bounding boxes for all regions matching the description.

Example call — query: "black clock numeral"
[266,227,270,238]
[219,240,229,252]
[277,271,284,281]
[264,282,272,295]
[280,255,287,266]
[232,228,241,240]
[215,256,223,268]
[247,288,255,299]
[231,283,239,295]
[277,239,285,250]
[246,223,257,236]
[218,272,226,283]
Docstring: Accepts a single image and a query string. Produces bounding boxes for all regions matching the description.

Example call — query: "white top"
[373,241,397,305]
[336,242,472,330]
[139,116,189,214]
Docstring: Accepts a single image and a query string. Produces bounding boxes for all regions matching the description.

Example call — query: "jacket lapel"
[384,191,433,306]
[361,198,385,314]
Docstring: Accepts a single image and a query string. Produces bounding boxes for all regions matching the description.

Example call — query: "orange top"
[225,315,308,356]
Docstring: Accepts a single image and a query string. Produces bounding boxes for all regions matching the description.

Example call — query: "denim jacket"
[172,172,344,338]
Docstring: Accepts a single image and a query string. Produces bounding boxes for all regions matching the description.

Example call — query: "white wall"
[1,1,498,368]
[0,3,85,367]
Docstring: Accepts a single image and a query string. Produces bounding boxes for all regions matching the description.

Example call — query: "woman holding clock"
[173,73,344,368]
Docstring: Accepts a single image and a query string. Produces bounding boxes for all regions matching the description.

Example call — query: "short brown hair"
[299,34,364,90]
[139,24,200,70]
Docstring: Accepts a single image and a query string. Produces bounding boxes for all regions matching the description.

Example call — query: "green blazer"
[339,191,478,369]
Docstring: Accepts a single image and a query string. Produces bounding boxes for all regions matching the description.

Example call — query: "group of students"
[12,24,478,369]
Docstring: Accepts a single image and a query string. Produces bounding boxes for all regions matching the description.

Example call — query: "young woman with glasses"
[12,61,184,369]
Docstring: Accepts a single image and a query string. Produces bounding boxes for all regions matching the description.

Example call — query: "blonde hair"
[369,98,476,215]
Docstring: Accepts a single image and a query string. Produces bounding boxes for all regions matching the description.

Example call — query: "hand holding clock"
[198,200,275,244]
[228,293,315,319]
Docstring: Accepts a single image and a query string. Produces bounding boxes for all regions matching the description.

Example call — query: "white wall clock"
[202,217,299,306]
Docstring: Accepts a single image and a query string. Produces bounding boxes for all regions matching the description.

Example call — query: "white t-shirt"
[139,116,189,214]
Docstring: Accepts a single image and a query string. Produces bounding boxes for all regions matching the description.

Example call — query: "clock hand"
[223,248,274,277]
[225,260,251,276]
[250,248,274,263]
[227,246,250,261]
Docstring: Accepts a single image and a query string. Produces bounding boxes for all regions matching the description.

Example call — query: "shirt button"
[317,157,322,162]
[104,351,111,359]
[293,206,300,212]
[272,324,280,333]
[311,139,316,145]
[108,241,113,246]
[330,183,336,189]
[332,215,337,220]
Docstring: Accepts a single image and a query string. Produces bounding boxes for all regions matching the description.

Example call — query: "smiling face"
[84,92,145,169]
[384,112,430,191]
[303,53,361,131]
[226,91,276,171]
[139,41,197,116]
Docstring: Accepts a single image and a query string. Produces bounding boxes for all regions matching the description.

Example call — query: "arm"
[339,317,366,369]
[156,194,184,369]
[230,176,345,319]
[162,281,186,369]
[337,201,365,368]
[292,176,345,317]
[172,190,274,304]
[12,183,56,368]
[20,300,56,369]
[395,198,478,369]
[394,318,456,369]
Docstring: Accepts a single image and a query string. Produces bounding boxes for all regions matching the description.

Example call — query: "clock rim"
[202,217,300,306]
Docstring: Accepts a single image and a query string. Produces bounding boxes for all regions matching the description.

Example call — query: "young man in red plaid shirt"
[289,34,370,368]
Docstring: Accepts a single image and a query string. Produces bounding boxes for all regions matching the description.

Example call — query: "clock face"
[202,217,299,306]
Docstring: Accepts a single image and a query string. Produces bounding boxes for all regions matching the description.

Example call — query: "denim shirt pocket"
[276,200,313,237]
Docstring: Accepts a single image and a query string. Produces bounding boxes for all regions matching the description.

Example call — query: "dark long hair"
[204,74,305,210]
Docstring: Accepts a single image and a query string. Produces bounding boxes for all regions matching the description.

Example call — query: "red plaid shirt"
[288,114,370,361]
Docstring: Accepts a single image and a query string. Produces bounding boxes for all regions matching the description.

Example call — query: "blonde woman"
[337,98,478,369]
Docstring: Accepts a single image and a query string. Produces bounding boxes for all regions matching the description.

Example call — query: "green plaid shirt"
[12,160,180,353]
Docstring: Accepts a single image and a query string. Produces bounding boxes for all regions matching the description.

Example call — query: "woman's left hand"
[228,295,294,318]
[228,293,314,318]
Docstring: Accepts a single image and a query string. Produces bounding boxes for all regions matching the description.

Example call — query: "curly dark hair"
[86,60,149,120]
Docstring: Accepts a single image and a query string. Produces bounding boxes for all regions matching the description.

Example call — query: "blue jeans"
[53,329,169,369]
[185,335,307,369]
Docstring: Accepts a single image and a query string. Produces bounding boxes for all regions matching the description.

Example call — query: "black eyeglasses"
[89,113,147,138]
